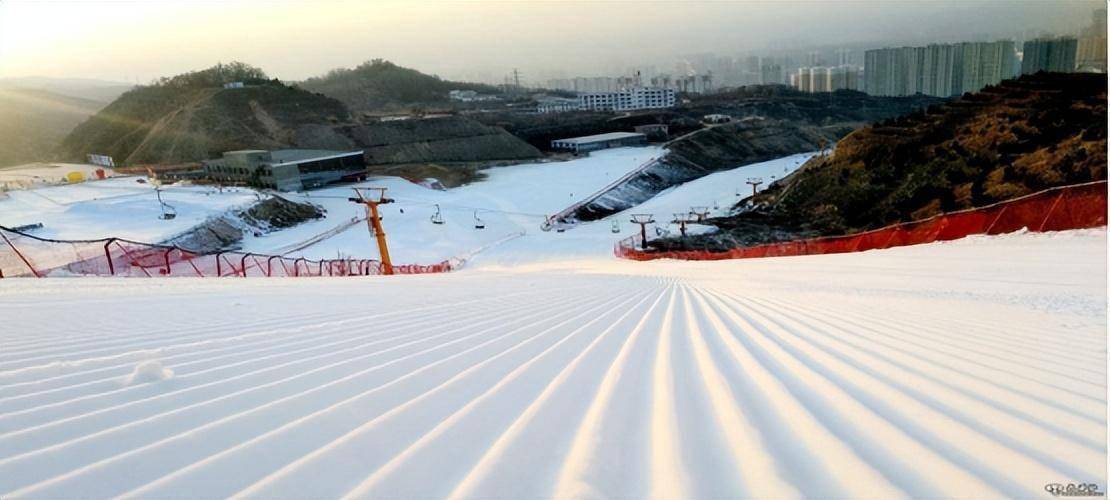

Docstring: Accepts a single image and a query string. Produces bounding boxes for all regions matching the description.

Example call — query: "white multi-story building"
[536,97,579,114]
[577,87,675,112]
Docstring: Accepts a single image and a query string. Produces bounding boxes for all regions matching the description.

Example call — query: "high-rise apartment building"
[1021,37,1078,74]
[793,66,860,93]
[759,63,784,85]
[1076,9,1107,72]
[865,40,1018,97]
[957,41,1019,93]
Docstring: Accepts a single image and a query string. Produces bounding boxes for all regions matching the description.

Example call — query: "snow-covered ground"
[0,229,1104,498]
[241,146,668,263]
[0,177,258,242]
[0,148,1105,497]
[0,146,805,266]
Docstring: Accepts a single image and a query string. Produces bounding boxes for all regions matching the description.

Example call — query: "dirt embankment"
[162,195,324,253]
[571,119,842,221]
[341,116,541,165]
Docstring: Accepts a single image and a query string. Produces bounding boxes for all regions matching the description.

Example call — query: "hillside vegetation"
[298,59,498,112]
[658,72,1107,251]
[343,116,540,164]
[59,62,541,172]
[60,63,349,165]
[565,90,941,221]
[685,85,943,127]
[0,87,106,167]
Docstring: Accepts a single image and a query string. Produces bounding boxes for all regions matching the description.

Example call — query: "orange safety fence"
[616,180,1107,261]
[0,227,454,278]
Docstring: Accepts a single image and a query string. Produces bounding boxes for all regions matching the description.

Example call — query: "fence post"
[103,238,117,275]
[240,253,253,277]
[984,205,1008,234]
[0,229,42,277]
[1037,190,1067,232]
[162,247,174,275]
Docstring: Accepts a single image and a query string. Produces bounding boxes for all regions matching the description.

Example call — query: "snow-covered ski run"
[0,229,1104,498]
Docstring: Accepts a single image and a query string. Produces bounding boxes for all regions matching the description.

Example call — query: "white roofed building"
[550,132,647,154]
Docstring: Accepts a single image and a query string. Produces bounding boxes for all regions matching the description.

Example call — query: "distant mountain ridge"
[0,76,133,104]
[0,87,106,167]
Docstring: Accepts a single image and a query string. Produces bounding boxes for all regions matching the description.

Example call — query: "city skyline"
[0,0,1101,86]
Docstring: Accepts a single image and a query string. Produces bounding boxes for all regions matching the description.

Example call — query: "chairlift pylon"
[154,186,176,220]
[430,204,445,225]
[473,210,485,230]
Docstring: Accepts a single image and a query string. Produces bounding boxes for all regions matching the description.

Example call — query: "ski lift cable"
[379,195,551,218]
[301,194,549,219]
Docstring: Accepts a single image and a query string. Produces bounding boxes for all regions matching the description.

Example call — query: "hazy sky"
[0,0,1100,84]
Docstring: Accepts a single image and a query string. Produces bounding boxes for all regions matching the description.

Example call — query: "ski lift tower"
[746,177,764,197]
[146,167,176,220]
[630,213,655,250]
[690,206,710,222]
[672,212,694,238]
[348,187,395,275]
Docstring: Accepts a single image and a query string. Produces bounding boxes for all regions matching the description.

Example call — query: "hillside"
[59,63,350,165]
[656,72,1108,251]
[298,59,499,112]
[345,116,540,164]
[565,88,943,222]
[684,85,942,127]
[0,87,106,167]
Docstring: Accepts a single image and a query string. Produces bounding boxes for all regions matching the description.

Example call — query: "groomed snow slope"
[239,146,669,263]
[0,229,1104,498]
[0,177,259,242]
[0,147,671,263]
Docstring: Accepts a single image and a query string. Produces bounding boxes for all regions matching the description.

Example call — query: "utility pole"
[349,187,394,275]
[746,177,764,197]
[630,214,655,250]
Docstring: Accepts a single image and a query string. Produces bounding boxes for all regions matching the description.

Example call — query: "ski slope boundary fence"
[615,180,1108,261]
[0,229,455,278]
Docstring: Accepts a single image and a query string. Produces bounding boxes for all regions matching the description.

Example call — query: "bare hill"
[298,59,498,112]
[59,62,539,171]
[60,63,349,165]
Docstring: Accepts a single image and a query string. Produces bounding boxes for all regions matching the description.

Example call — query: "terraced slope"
[0,230,1104,498]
